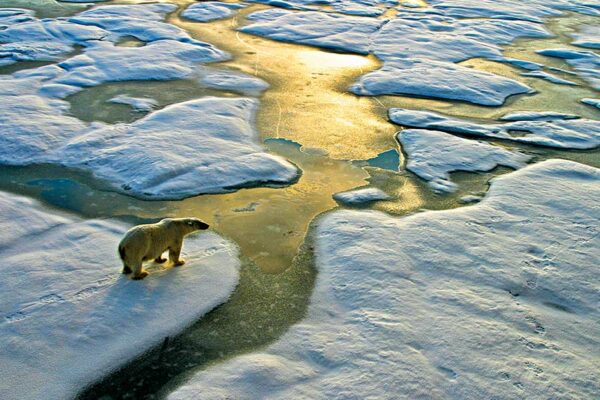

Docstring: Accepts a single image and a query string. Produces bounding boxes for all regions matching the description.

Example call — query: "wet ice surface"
[582,98,600,109]
[571,24,600,49]
[169,160,600,400]
[181,1,247,22]
[241,9,384,54]
[350,58,532,105]
[389,108,600,149]
[537,49,600,90]
[333,187,391,205]
[397,129,531,192]
[59,97,299,199]
[0,190,241,400]
[107,94,158,112]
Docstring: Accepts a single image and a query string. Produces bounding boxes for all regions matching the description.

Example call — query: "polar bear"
[118,217,210,280]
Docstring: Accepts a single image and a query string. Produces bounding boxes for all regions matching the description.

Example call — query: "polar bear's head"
[182,217,210,232]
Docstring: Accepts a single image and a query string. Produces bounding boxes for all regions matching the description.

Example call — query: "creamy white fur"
[118,218,209,279]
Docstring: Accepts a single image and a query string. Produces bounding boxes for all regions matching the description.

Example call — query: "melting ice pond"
[0,0,598,399]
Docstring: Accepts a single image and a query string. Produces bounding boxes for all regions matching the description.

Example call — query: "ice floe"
[182,1,247,22]
[0,8,106,66]
[571,25,600,49]
[581,98,600,110]
[168,159,600,400]
[350,58,532,105]
[537,49,600,90]
[389,108,600,149]
[358,14,550,104]
[108,94,158,112]
[197,66,270,96]
[54,39,227,87]
[58,97,300,199]
[498,111,579,121]
[0,190,241,400]
[333,187,390,205]
[372,16,551,63]
[0,67,298,198]
[241,10,384,54]
[521,70,577,86]
[398,129,531,192]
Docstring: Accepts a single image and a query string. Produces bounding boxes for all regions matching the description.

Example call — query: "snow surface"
[168,159,600,400]
[521,70,577,86]
[581,98,600,110]
[398,129,531,192]
[55,40,227,87]
[571,25,600,49]
[332,187,390,205]
[0,5,298,199]
[197,66,269,96]
[181,2,246,22]
[389,108,600,149]
[108,94,158,112]
[0,68,299,198]
[241,10,384,54]
[372,16,551,63]
[499,111,579,121]
[58,97,300,199]
[0,191,241,400]
[350,58,532,106]
[537,49,600,90]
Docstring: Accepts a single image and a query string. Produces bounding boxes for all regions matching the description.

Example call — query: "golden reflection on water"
[171,6,399,160]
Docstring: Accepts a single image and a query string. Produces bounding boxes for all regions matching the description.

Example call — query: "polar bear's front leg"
[169,241,185,266]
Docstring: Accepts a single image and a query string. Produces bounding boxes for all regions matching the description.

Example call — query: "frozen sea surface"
[0,3,298,199]
[59,97,300,199]
[398,129,531,192]
[332,187,390,205]
[389,108,600,149]
[0,191,241,400]
[571,25,600,49]
[241,10,384,54]
[350,58,532,105]
[168,159,600,400]
[181,2,247,22]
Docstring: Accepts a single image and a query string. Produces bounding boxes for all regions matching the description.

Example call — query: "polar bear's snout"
[186,218,210,231]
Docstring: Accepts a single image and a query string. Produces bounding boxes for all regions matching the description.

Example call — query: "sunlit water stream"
[0,1,598,398]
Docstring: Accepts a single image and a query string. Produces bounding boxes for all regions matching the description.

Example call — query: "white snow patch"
[197,66,269,96]
[55,40,227,87]
[181,2,247,22]
[0,191,241,400]
[0,69,299,198]
[398,129,531,192]
[571,25,600,49]
[333,187,390,205]
[389,108,600,149]
[521,70,578,86]
[108,94,158,112]
[58,97,300,199]
[537,48,600,90]
[240,10,384,54]
[499,111,580,121]
[581,98,600,110]
[350,58,532,106]
[167,159,600,400]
